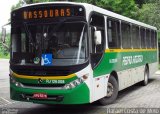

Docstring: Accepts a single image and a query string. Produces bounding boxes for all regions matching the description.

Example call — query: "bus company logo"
[122,55,143,66]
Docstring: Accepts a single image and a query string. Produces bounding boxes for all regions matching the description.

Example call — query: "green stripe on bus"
[93,50,157,77]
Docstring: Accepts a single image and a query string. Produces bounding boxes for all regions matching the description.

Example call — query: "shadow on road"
[19,104,105,114]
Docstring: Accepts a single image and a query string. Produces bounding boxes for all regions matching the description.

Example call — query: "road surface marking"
[0,97,11,104]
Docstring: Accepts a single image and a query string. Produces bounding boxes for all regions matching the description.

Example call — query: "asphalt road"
[1,59,160,114]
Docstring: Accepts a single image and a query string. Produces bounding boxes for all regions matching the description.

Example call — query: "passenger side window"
[154,31,157,48]
[151,30,155,48]
[132,25,140,48]
[146,29,151,48]
[107,18,121,48]
[121,22,131,49]
[140,28,146,48]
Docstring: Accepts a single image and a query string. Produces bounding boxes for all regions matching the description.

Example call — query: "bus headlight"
[10,76,23,87]
[63,74,89,90]
[15,82,23,87]
[63,78,83,89]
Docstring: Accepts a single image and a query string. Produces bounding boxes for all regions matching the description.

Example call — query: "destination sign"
[22,6,85,20]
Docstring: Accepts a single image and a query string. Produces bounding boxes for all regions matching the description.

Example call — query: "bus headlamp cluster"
[10,76,23,87]
[63,74,89,90]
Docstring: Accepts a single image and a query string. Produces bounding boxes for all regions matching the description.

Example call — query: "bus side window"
[121,22,131,49]
[132,25,140,49]
[146,29,151,49]
[151,30,155,48]
[107,18,121,49]
[154,31,157,48]
[140,28,146,49]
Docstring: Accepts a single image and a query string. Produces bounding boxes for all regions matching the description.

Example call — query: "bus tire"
[98,76,118,105]
[142,66,149,86]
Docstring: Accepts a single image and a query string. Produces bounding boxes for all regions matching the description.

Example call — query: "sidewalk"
[0,59,9,79]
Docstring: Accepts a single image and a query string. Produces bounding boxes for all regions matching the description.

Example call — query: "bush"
[0,33,10,59]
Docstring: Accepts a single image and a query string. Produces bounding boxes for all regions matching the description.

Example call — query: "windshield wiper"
[76,25,86,64]
[23,22,35,48]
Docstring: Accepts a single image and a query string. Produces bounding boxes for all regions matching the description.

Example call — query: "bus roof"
[14,2,157,30]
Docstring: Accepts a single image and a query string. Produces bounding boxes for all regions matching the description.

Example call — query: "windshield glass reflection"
[11,22,88,66]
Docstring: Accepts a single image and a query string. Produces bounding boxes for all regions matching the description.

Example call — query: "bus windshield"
[11,22,88,66]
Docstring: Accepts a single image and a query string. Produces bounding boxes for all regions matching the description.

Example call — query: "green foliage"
[138,1,160,29]
[0,33,10,59]
[74,0,139,19]
[11,0,24,11]
[11,0,56,10]
[26,0,55,3]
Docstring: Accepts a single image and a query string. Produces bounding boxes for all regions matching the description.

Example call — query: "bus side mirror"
[94,31,102,45]
[1,28,6,43]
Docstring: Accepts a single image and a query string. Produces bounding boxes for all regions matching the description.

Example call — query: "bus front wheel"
[98,76,118,105]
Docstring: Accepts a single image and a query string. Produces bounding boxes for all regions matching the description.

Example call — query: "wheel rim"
[107,82,114,97]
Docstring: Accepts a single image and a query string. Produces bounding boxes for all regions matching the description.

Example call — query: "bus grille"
[21,83,65,88]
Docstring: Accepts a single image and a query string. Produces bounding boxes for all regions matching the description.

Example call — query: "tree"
[11,0,55,10]
[0,33,10,58]
[74,0,139,19]
[134,0,146,8]
[11,0,24,11]
[22,0,73,4]
[138,1,160,29]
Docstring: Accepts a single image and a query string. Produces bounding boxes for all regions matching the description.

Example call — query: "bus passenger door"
[89,14,106,101]
[89,14,105,68]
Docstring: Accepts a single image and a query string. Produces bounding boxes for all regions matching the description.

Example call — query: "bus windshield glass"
[11,22,88,66]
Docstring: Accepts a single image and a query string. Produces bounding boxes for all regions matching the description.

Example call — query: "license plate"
[33,93,47,99]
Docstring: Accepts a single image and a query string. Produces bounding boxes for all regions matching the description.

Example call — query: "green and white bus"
[10,2,158,105]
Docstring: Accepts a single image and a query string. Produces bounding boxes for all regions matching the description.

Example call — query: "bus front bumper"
[10,83,90,105]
